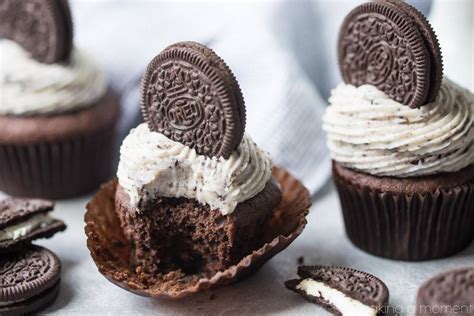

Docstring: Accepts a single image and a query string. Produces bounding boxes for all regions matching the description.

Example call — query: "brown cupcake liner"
[0,126,116,199]
[85,166,311,299]
[334,167,474,261]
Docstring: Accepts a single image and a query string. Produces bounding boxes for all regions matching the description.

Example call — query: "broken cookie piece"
[0,197,66,252]
[285,265,389,315]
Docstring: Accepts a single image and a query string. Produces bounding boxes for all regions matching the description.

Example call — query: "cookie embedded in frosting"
[285,266,389,316]
[338,1,442,108]
[0,0,74,64]
[140,41,245,159]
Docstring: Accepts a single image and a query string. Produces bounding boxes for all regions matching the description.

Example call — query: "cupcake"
[85,42,310,298]
[116,41,282,275]
[0,0,120,199]
[324,1,474,260]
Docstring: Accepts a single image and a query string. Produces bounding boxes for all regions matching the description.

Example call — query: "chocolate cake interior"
[116,179,282,277]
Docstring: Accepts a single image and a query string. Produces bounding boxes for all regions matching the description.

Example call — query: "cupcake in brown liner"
[0,0,120,199]
[325,1,474,261]
[84,41,311,297]
[85,167,310,298]
[333,162,474,260]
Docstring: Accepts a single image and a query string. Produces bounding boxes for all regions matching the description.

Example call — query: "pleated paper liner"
[85,167,311,299]
[0,127,115,199]
[0,90,120,199]
[333,162,474,261]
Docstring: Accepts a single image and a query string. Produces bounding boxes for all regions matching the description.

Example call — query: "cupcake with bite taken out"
[84,41,310,298]
[116,41,282,276]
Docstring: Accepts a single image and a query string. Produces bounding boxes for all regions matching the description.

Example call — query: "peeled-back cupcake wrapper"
[85,167,311,299]
[0,127,116,199]
[333,172,474,261]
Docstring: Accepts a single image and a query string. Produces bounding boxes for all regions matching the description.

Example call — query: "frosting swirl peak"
[323,78,474,177]
[1,40,107,115]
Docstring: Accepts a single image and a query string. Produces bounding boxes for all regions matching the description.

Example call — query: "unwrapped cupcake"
[85,41,310,297]
[324,0,474,260]
[0,0,120,198]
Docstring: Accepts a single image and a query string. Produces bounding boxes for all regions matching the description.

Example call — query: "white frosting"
[117,123,273,215]
[0,40,107,115]
[323,78,474,177]
[0,213,54,241]
[297,279,377,316]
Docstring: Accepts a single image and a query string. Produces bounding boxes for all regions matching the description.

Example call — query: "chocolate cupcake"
[85,42,311,298]
[324,1,474,260]
[0,0,120,199]
[116,42,281,276]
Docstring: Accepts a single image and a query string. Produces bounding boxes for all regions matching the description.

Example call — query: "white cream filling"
[0,298,25,307]
[297,279,377,316]
[0,214,55,241]
[117,123,273,215]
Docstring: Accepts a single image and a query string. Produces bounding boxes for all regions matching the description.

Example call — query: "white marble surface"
[34,179,473,316]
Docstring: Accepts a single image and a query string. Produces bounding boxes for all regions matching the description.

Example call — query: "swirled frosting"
[0,40,107,115]
[323,78,474,177]
[117,123,273,215]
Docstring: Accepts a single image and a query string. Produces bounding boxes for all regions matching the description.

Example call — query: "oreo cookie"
[338,1,443,108]
[382,0,443,103]
[0,0,74,64]
[0,246,61,315]
[285,265,389,315]
[0,198,66,253]
[141,41,245,159]
[416,267,474,316]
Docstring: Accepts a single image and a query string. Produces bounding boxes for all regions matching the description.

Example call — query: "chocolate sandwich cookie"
[164,41,246,130]
[0,0,74,64]
[141,42,245,159]
[381,0,443,103]
[416,267,474,316]
[338,1,443,108]
[0,246,61,316]
[285,266,389,315]
[0,198,66,253]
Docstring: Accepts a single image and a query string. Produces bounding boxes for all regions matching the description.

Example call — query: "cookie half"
[140,41,245,159]
[285,266,389,315]
[0,0,74,64]
[0,246,61,315]
[338,1,442,108]
[0,198,66,253]
[416,267,474,316]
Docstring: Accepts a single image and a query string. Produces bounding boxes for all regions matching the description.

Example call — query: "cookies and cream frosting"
[117,123,273,215]
[0,39,107,115]
[323,78,474,177]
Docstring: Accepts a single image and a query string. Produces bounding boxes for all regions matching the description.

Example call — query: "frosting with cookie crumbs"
[0,40,106,115]
[323,78,474,177]
[117,123,273,215]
